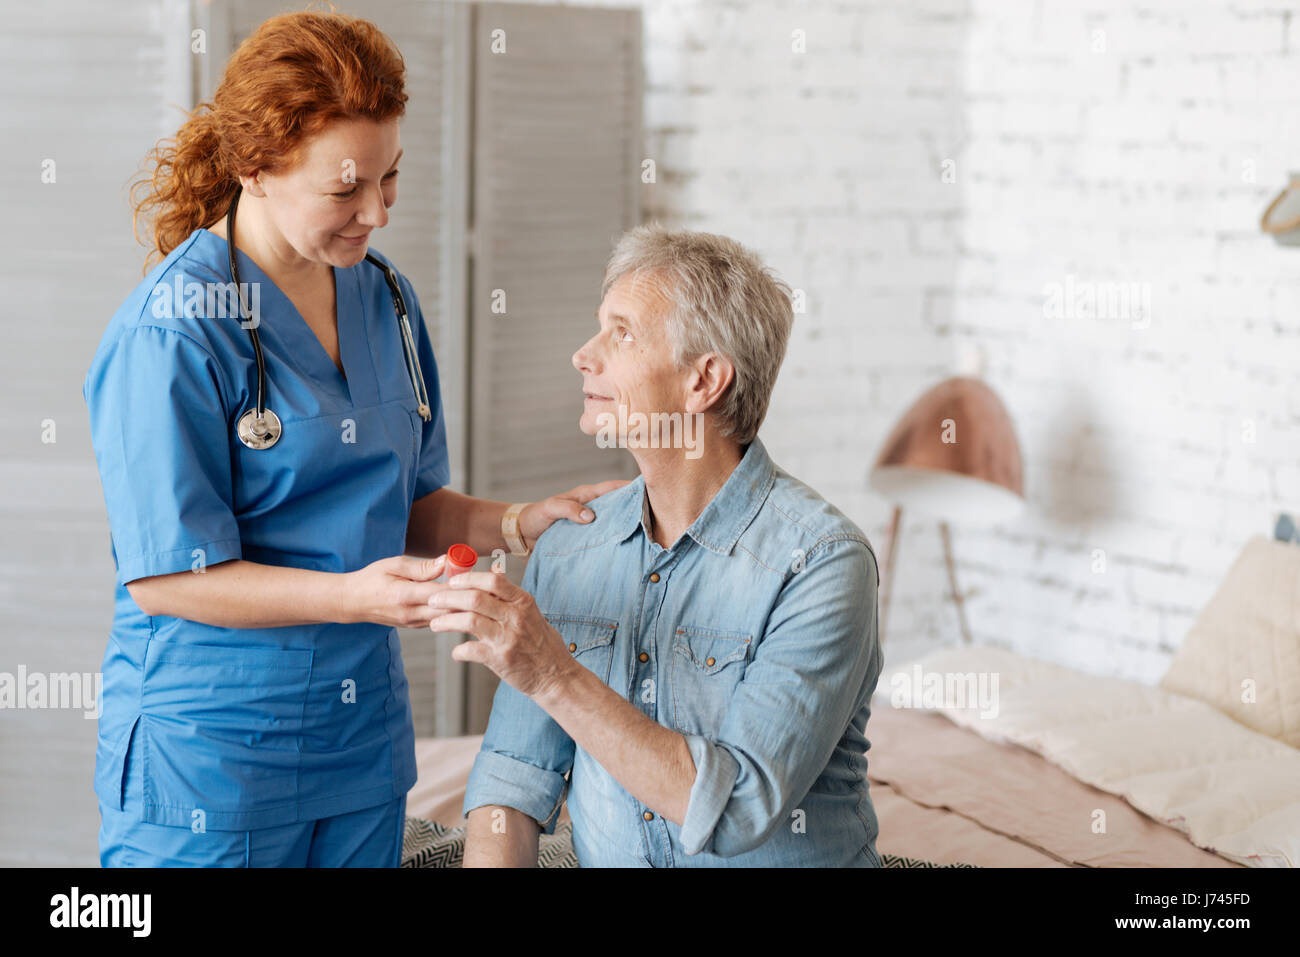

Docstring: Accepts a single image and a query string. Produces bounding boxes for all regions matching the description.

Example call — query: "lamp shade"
[1260,172,1300,247]
[869,376,1024,524]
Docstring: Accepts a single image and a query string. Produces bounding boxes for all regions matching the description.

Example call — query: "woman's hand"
[342,554,451,628]
[517,479,631,548]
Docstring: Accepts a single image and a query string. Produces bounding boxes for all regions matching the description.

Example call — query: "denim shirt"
[462,437,884,866]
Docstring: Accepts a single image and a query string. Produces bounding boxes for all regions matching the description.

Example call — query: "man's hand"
[428,569,578,700]
[434,566,696,833]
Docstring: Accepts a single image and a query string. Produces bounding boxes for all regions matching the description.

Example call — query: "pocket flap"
[94,713,142,812]
[673,625,752,674]
[545,614,618,655]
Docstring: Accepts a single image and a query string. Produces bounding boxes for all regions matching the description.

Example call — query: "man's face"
[572,271,688,440]
[249,116,402,268]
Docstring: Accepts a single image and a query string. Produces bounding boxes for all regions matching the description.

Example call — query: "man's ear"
[684,352,734,416]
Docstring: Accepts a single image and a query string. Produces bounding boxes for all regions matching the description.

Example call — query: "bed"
[403,535,1300,867]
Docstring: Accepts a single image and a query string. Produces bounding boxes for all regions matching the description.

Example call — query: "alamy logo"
[1043,274,1151,329]
[49,887,151,937]
[595,405,703,460]
[887,664,1000,719]
[151,275,262,329]
[0,667,101,719]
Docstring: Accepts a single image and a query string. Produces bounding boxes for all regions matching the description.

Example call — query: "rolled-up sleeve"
[462,555,575,833]
[679,732,740,853]
[678,536,880,857]
[462,680,574,833]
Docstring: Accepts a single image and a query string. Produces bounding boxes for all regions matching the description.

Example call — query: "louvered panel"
[469,3,642,507]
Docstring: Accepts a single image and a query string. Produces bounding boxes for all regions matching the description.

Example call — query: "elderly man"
[428,224,884,866]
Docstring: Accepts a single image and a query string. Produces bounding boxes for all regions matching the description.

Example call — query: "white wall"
[0,0,182,867]
[949,0,1300,680]
[503,0,1300,680]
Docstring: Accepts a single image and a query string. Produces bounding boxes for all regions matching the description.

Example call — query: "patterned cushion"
[401,817,578,868]
[401,816,978,868]
[880,854,978,868]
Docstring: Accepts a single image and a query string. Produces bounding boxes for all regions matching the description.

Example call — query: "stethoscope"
[225,187,432,450]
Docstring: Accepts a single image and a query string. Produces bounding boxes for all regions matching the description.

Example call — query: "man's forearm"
[406,487,512,558]
[463,805,540,867]
[534,664,696,825]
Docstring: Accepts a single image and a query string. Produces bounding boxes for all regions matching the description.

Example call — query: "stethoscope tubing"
[224,187,431,450]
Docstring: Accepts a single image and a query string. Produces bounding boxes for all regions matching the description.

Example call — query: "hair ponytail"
[130,105,237,274]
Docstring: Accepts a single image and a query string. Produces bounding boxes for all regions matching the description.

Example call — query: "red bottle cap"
[446,543,478,574]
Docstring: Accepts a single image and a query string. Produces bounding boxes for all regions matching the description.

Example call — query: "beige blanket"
[864,703,1240,867]
[880,644,1299,867]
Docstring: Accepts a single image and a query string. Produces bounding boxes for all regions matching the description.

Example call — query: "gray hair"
[600,223,794,446]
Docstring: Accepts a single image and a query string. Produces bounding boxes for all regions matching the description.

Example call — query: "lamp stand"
[880,506,902,644]
[938,521,974,647]
[878,506,974,648]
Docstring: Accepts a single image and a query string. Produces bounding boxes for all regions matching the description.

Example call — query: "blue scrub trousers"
[98,724,407,867]
[99,795,406,867]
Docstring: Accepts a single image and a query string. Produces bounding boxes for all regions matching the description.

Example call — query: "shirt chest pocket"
[668,625,752,735]
[547,614,618,685]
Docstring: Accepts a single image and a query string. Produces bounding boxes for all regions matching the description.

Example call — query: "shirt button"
[568,642,577,653]
[649,573,660,583]
[706,656,716,666]
[642,810,654,821]
[638,652,649,662]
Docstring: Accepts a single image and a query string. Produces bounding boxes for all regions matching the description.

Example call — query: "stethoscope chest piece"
[237,407,283,450]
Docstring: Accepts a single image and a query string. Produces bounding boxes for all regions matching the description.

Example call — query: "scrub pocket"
[138,640,313,830]
[231,404,414,527]
[548,615,618,685]
[95,713,142,812]
[668,624,752,735]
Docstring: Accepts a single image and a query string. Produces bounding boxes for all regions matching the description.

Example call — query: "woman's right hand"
[342,554,451,628]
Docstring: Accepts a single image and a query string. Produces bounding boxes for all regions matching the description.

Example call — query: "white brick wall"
[946,0,1300,679]
[500,0,1300,682]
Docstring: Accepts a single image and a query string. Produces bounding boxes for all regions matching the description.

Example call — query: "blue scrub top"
[83,227,450,831]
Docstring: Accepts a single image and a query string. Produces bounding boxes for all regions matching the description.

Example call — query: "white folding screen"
[464,1,643,729]
[468,2,643,502]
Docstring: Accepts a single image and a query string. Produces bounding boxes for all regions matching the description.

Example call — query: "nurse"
[83,11,624,867]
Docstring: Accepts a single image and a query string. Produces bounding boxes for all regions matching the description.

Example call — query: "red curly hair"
[130,6,408,274]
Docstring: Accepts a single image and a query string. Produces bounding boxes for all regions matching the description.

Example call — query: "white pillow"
[1160,535,1300,749]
